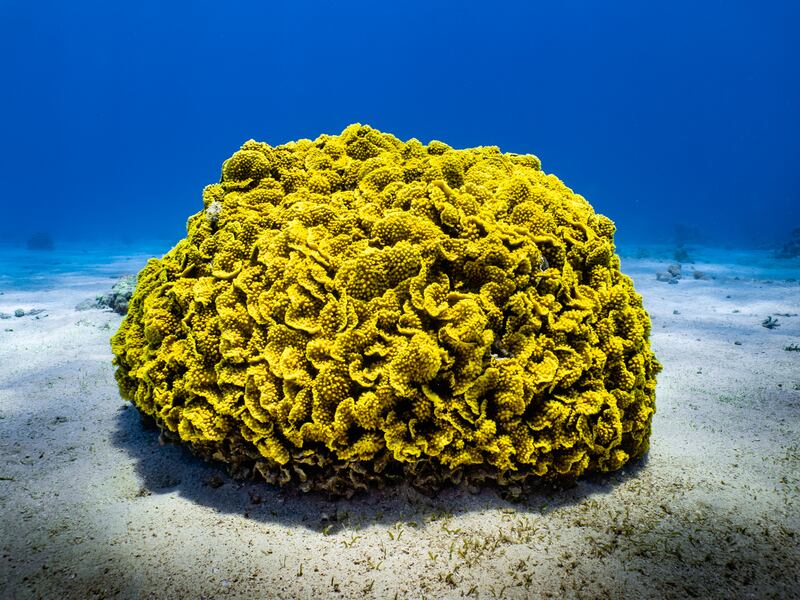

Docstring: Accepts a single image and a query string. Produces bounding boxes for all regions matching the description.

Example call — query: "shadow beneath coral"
[110,403,649,532]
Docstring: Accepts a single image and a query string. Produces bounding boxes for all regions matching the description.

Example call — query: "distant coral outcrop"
[26,232,54,251]
[111,125,661,495]
[775,227,800,259]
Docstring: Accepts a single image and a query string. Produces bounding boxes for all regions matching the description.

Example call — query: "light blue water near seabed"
[1,0,798,258]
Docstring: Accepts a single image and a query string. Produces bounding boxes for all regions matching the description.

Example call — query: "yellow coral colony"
[111,124,661,494]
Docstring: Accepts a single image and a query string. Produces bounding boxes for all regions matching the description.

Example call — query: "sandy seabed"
[0,244,798,600]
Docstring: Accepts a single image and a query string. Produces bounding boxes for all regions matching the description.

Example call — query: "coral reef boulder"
[78,275,137,314]
[111,124,661,495]
[775,227,800,259]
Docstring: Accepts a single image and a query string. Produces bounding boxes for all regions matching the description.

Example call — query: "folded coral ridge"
[111,124,661,495]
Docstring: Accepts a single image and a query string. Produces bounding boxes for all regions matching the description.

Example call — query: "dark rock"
[75,274,136,315]
[26,232,54,251]
[657,263,683,284]
[205,474,225,489]
[673,246,691,263]
[775,227,800,259]
[14,309,25,317]
[97,275,136,315]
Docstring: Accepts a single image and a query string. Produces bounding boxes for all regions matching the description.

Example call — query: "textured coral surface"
[111,124,661,494]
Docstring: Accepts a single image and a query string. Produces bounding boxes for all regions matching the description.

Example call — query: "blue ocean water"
[1,0,798,251]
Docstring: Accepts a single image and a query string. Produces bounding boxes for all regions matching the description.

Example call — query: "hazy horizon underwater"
[1,2,799,600]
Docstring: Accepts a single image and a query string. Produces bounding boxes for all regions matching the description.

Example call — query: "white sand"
[1,245,798,600]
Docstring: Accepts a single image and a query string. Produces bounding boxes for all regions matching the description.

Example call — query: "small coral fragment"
[111,124,661,495]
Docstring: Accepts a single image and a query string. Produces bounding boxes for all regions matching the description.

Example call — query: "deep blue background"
[2,0,798,247]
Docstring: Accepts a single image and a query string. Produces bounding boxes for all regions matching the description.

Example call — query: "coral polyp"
[111,124,661,495]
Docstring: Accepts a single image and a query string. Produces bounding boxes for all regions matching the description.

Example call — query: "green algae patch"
[111,124,660,495]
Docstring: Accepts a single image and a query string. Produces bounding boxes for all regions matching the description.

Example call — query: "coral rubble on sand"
[77,275,137,315]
